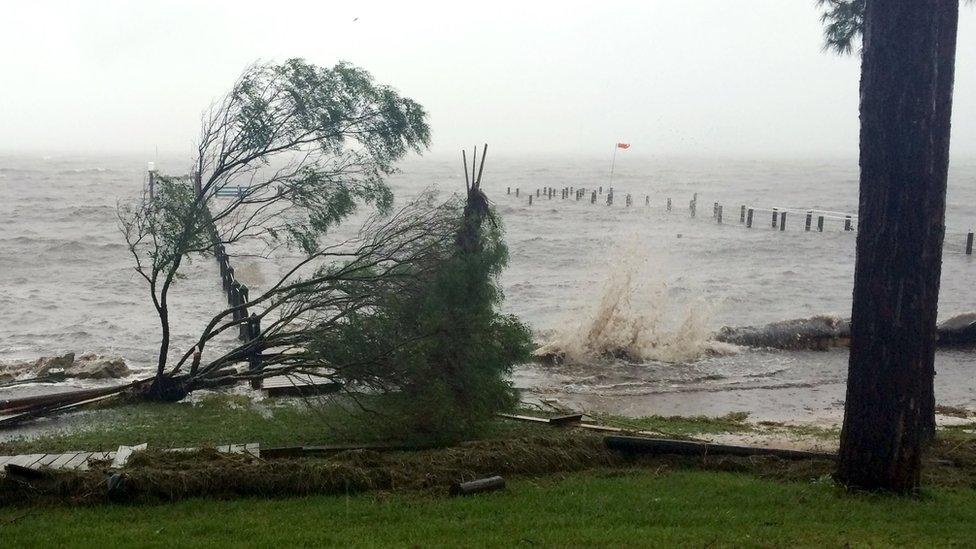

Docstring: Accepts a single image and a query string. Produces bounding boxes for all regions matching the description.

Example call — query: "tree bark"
[837,0,958,493]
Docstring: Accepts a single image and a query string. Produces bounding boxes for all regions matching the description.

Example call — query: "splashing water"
[536,240,731,364]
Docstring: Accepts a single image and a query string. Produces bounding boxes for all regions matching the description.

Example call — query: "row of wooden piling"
[199,175,265,388]
[152,168,266,386]
[505,185,974,253]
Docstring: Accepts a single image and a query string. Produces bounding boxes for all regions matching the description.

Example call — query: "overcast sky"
[2,1,975,158]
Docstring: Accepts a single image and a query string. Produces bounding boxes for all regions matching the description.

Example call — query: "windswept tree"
[816,0,960,492]
[120,58,429,397]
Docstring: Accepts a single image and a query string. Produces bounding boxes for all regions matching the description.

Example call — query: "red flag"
[616,143,631,149]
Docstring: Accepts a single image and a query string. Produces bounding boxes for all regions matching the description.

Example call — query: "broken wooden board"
[262,374,341,398]
[0,442,261,476]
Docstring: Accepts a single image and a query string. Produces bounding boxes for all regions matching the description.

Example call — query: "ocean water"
[1,152,974,423]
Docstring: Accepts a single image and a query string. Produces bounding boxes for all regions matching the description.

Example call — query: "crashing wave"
[534,240,737,365]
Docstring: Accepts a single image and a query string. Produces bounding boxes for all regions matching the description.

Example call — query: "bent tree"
[819,1,960,492]
[120,59,429,396]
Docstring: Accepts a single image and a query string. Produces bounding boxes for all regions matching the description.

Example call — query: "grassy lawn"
[0,396,778,456]
[2,469,975,547]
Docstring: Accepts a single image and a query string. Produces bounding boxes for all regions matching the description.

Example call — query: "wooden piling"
[740,205,746,223]
[689,199,696,218]
[967,232,973,255]
[667,198,672,211]
[805,212,812,231]
[747,208,754,228]
[507,187,510,195]
[248,313,263,389]
[717,205,723,224]
[515,188,519,197]
[779,211,786,231]
[238,284,250,341]
[591,191,597,204]
[528,195,533,205]
[645,195,649,206]
[599,186,603,194]
[772,208,778,229]
[844,215,852,231]
[818,216,824,232]
[713,202,719,219]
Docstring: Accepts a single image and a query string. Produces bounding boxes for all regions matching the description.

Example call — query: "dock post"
[805,212,812,231]
[747,208,754,228]
[967,232,973,255]
[248,313,263,389]
[713,202,718,219]
[599,186,603,194]
[667,198,672,211]
[779,211,786,231]
[772,208,778,229]
[645,195,649,206]
[536,189,540,197]
[690,199,696,218]
[740,205,746,223]
[238,284,250,340]
[230,281,241,323]
[516,188,519,197]
[845,215,852,231]
[507,187,510,195]
[528,195,533,205]
[717,205,723,224]
[818,216,824,232]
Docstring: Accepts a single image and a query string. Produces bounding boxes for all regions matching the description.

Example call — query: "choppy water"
[1,152,974,423]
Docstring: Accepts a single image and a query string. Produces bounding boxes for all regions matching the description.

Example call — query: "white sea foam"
[536,238,736,364]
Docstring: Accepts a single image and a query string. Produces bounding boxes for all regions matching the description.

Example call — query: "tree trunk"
[837,0,958,493]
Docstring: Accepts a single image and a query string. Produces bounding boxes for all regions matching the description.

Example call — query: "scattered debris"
[604,435,836,461]
[450,475,505,496]
[111,443,147,469]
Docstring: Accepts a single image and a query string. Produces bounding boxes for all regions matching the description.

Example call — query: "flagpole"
[609,143,617,189]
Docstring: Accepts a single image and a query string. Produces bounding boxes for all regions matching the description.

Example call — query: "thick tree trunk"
[837,0,958,493]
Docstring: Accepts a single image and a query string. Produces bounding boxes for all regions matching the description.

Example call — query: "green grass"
[590,411,756,437]
[0,394,545,456]
[3,470,976,547]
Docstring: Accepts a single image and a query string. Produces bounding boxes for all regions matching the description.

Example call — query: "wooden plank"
[497,413,551,424]
[604,436,836,461]
[228,444,246,454]
[35,454,60,468]
[6,454,44,468]
[217,445,231,453]
[25,454,51,468]
[245,443,260,458]
[49,452,79,469]
[65,452,92,470]
[0,456,16,467]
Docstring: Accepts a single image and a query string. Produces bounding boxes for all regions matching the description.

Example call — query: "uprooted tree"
[120,59,531,437]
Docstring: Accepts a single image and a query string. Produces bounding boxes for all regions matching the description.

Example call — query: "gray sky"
[2,1,975,158]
